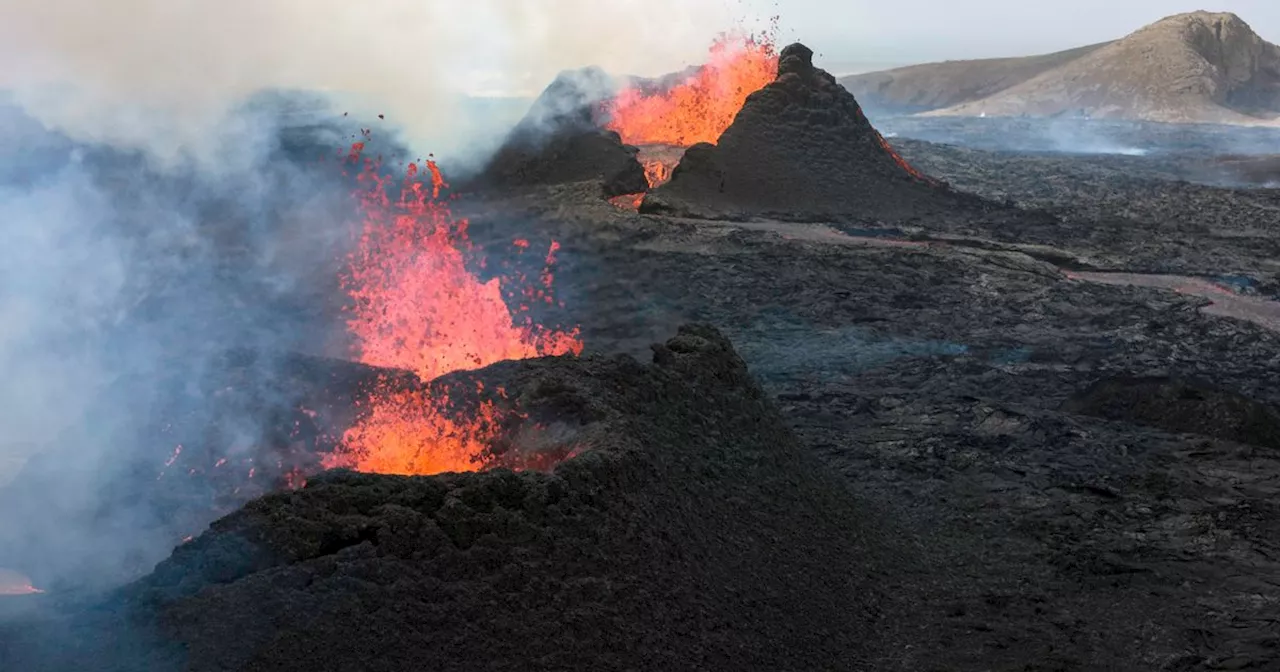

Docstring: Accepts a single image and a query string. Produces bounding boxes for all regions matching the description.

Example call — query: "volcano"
[3,325,891,672]
[473,67,648,197]
[493,37,982,222]
[603,32,780,192]
[0,152,584,594]
[474,31,780,201]
[640,43,967,222]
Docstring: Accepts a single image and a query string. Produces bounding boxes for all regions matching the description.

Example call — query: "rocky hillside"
[840,11,1280,125]
[839,42,1111,114]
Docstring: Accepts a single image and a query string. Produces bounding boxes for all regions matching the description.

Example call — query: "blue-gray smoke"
[0,91,411,593]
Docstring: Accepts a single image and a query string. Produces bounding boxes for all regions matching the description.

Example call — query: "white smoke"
[0,0,746,166]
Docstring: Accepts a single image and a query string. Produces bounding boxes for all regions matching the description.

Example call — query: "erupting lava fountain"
[321,150,582,477]
[603,30,779,191]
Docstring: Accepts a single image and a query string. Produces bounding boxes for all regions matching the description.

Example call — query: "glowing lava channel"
[323,148,582,476]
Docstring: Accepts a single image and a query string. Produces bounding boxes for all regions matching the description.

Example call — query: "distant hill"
[838,42,1112,114]
[840,11,1280,125]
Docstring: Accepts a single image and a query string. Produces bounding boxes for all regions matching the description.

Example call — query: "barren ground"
[455,135,1280,669]
[4,124,1280,670]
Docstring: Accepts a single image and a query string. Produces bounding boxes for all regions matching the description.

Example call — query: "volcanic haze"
[840,11,1280,125]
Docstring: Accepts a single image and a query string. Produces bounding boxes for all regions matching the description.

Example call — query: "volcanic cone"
[641,43,964,222]
[474,67,648,197]
[5,325,891,672]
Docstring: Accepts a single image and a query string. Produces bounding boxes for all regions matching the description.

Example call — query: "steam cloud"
[0,0,755,592]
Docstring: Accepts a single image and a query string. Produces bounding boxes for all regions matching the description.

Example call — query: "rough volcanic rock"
[640,43,977,222]
[3,325,889,672]
[474,67,648,197]
[1215,153,1280,185]
[1062,375,1280,450]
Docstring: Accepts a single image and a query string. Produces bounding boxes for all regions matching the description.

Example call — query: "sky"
[754,0,1280,71]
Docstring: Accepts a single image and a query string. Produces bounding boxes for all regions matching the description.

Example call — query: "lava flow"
[323,148,582,476]
[603,28,778,202]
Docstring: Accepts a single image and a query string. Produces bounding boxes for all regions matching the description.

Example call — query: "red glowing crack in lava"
[320,144,583,476]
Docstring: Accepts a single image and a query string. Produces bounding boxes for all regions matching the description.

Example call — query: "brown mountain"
[839,11,1280,125]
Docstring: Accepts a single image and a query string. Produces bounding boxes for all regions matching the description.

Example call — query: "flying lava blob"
[323,145,582,476]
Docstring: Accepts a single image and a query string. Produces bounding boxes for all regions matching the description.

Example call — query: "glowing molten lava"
[603,28,778,209]
[871,128,938,186]
[605,31,778,147]
[642,157,674,188]
[324,149,582,476]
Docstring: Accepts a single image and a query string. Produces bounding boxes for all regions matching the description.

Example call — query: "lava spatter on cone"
[640,42,962,222]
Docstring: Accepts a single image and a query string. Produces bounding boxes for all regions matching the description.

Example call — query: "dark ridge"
[471,67,648,197]
[1061,375,1280,449]
[2,325,893,672]
[640,42,977,222]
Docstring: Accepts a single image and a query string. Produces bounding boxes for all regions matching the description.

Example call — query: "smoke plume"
[0,0,740,165]
[0,0,760,594]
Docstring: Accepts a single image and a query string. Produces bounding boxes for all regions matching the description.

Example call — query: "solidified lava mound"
[474,67,648,197]
[1062,376,1280,450]
[641,43,967,222]
[9,325,889,672]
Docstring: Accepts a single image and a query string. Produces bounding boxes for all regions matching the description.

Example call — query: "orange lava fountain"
[603,27,778,201]
[323,147,582,476]
[605,30,778,148]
